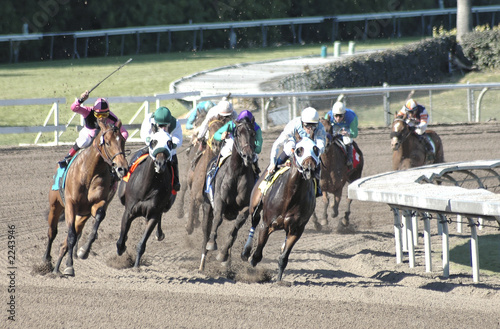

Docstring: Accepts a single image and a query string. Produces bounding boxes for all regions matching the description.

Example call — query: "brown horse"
[311,117,364,229]
[43,120,128,276]
[390,117,444,170]
[116,130,174,268]
[178,116,231,234]
[199,118,257,271]
[241,137,320,282]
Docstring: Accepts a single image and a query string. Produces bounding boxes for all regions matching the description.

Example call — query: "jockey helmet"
[154,106,172,125]
[301,107,319,124]
[217,100,233,116]
[405,99,418,112]
[237,110,254,121]
[332,101,346,115]
[93,98,109,113]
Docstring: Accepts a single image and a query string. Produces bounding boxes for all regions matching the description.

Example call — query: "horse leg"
[250,223,272,267]
[241,203,262,261]
[277,232,302,282]
[53,237,68,274]
[44,195,63,263]
[217,207,249,263]
[207,203,226,251]
[342,198,353,227]
[199,203,214,271]
[185,196,200,235]
[331,189,341,220]
[156,216,165,241]
[63,220,78,276]
[134,216,159,268]
[116,210,135,256]
[78,205,106,259]
[319,192,329,226]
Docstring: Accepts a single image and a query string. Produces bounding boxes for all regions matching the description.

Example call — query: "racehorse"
[43,119,128,276]
[390,117,444,170]
[310,117,364,229]
[178,116,231,234]
[199,118,256,271]
[116,130,174,268]
[241,137,320,282]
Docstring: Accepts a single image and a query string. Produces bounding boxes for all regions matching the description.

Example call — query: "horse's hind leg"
[199,203,214,271]
[217,208,249,263]
[250,223,272,267]
[44,194,63,263]
[342,198,353,227]
[116,211,135,256]
[78,206,105,259]
[134,216,159,268]
[320,192,329,226]
[241,203,262,261]
[156,217,165,241]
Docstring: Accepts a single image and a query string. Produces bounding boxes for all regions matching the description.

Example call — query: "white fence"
[2,82,500,145]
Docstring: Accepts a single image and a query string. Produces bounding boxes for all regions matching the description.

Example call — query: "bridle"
[390,118,412,144]
[232,120,255,160]
[94,126,126,167]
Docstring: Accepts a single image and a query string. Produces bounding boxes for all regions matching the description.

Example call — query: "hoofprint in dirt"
[1,123,500,328]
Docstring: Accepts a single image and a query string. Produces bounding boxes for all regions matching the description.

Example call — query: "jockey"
[140,106,183,191]
[266,107,326,196]
[194,98,238,143]
[214,110,263,174]
[325,100,359,168]
[185,100,215,131]
[58,90,128,168]
[396,98,434,156]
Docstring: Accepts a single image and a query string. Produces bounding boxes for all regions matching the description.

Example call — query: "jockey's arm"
[255,128,263,154]
[170,120,183,148]
[185,109,197,130]
[140,114,154,145]
[213,121,234,141]
[348,116,359,138]
[314,126,327,156]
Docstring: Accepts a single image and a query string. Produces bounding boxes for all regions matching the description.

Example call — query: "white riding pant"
[76,127,97,148]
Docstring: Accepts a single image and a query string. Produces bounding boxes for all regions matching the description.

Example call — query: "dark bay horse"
[116,130,174,268]
[311,117,364,229]
[178,116,231,234]
[199,118,256,271]
[241,137,320,282]
[43,120,128,276]
[390,117,444,170]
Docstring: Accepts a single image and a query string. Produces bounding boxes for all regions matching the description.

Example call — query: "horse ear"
[116,120,122,129]
[295,147,304,157]
[313,146,320,157]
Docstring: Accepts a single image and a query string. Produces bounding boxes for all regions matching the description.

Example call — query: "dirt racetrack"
[2,122,500,328]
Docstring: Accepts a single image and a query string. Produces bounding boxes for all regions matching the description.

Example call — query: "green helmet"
[154,107,172,125]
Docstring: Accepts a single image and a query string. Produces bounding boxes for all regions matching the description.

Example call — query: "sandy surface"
[2,122,500,328]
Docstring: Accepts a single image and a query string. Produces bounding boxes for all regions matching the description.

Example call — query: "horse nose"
[115,166,128,179]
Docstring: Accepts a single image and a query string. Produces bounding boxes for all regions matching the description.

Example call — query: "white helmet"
[301,107,319,124]
[405,99,418,112]
[217,100,233,116]
[332,101,346,115]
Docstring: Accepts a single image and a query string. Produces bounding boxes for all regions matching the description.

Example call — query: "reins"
[391,118,412,144]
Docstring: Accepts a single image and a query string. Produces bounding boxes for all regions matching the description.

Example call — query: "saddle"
[258,163,318,196]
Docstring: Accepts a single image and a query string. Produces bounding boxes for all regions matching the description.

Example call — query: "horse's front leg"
[342,198,353,227]
[78,204,106,259]
[331,190,342,219]
[277,231,302,282]
[250,221,272,267]
[116,209,135,256]
[156,216,165,241]
[199,202,213,271]
[134,215,160,268]
[319,192,329,226]
[217,207,249,263]
[206,202,225,251]
[63,220,78,276]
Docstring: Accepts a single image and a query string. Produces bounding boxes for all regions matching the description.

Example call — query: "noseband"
[390,118,412,144]
[94,126,126,167]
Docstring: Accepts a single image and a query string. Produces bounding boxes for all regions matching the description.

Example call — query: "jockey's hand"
[267,163,276,174]
[191,136,198,145]
[221,131,228,140]
[78,90,89,103]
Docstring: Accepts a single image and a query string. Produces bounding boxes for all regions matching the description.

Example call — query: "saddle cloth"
[122,154,148,183]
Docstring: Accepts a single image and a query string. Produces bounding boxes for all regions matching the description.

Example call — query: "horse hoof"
[216,252,228,262]
[156,232,165,241]
[313,221,322,232]
[193,219,201,228]
[185,223,194,235]
[77,248,89,260]
[341,218,349,227]
[319,219,328,226]
[63,267,75,276]
[206,241,217,251]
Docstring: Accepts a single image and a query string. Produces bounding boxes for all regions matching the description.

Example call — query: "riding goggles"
[303,123,318,129]
[94,111,110,119]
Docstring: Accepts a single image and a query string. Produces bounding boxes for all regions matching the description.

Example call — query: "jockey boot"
[58,144,79,168]
[172,154,180,191]
[346,144,353,169]
[420,134,435,161]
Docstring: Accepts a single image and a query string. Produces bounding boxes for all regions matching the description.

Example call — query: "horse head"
[148,130,172,174]
[96,119,128,179]
[233,118,256,167]
[293,137,320,180]
[390,117,411,151]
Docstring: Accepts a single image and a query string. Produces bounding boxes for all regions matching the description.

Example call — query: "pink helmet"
[94,98,110,113]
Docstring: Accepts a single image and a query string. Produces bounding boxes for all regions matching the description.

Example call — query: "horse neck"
[81,141,108,175]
